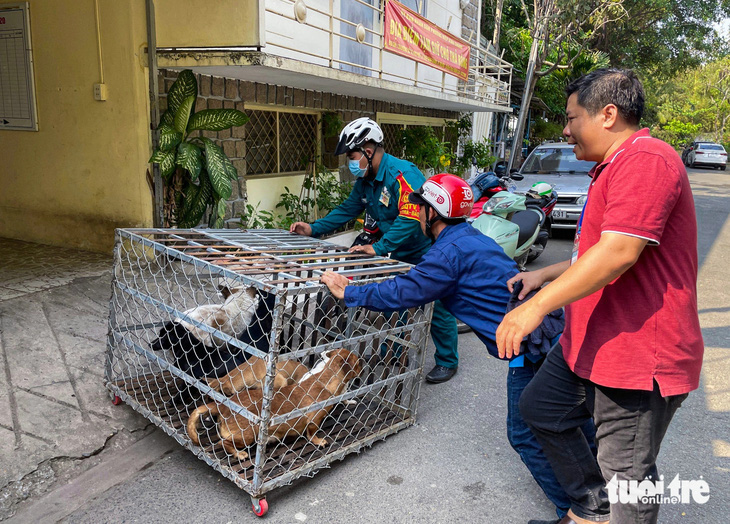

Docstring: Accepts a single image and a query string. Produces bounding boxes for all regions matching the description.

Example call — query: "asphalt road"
[14,166,730,524]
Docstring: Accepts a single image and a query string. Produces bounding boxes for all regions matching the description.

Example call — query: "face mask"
[348,156,367,178]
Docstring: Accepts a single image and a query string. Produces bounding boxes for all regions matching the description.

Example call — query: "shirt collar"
[372,152,388,183]
[434,222,468,243]
[588,128,649,180]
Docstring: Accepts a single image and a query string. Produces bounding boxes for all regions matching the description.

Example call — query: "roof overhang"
[156,50,511,113]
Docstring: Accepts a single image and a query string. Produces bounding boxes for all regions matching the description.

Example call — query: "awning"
[156,50,512,113]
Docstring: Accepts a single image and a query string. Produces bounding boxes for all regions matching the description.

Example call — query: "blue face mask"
[348,157,367,178]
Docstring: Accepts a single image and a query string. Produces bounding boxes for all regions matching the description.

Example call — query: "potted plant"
[149,70,248,228]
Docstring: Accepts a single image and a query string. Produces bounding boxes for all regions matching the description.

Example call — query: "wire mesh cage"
[105,228,433,513]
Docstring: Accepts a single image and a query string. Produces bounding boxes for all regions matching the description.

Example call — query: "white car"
[687,142,727,171]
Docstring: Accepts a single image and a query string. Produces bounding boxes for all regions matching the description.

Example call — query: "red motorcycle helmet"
[409,173,474,219]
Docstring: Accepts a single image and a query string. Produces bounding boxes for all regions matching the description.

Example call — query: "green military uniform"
[310,153,459,369]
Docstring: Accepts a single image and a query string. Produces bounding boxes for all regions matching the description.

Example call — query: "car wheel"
[722,165,727,171]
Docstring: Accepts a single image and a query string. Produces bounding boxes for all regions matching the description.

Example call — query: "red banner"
[384,0,470,81]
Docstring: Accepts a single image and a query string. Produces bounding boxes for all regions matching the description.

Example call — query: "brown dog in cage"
[206,356,309,395]
[187,348,362,460]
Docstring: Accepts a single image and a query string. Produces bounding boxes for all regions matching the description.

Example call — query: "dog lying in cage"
[186,348,363,460]
[206,356,309,395]
[150,281,280,405]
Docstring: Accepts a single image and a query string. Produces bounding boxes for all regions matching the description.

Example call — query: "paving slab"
[0,239,150,520]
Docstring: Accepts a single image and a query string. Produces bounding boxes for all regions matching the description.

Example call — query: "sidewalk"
[0,239,151,520]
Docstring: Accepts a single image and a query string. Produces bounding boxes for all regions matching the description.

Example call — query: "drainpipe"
[146,0,164,227]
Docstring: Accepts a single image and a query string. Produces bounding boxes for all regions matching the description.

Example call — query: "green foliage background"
[481,0,730,150]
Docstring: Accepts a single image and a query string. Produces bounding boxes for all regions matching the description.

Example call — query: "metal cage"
[104,228,433,515]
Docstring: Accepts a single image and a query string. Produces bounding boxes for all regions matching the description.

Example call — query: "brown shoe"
[562,509,610,524]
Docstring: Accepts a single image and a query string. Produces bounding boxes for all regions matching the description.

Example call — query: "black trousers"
[519,344,688,523]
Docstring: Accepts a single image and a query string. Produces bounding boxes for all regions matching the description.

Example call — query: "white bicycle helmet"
[334,117,384,155]
[527,181,553,198]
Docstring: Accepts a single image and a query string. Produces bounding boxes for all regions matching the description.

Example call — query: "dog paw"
[235,449,249,461]
[311,436,329,447]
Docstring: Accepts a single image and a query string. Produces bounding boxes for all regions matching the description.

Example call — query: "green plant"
[456,138,497,173]
[399,126,454,172]
[653,119,703,150]
[321,112,344,138]
[276,165,353,228]
[531,117,565,145]
[239,165,354,231]
[239,202,278,229]
[445,115,473,144]
[149,70,248,228]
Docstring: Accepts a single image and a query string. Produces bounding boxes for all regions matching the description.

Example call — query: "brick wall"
[461,0,478,44]
[158,69,459,226]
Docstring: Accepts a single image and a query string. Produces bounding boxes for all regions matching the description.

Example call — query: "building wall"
[0,0,153,253]
[159,69,459,227]
[262,0,465,98]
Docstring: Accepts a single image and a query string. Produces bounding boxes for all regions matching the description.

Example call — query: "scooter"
[471,191,544,271]
[466,164,555,270]
[521,184,557,263]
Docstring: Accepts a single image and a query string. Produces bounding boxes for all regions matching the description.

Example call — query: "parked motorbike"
[522,183,558,263]
[466,163,557,268]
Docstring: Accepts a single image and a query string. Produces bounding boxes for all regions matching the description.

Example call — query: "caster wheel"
[252,498,268,517]
[112,395,122,405]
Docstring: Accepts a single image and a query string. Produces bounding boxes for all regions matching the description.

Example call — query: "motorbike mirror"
[511,173,524,181]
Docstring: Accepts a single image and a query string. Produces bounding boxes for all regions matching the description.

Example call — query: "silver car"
[687,142,727,170]
[513,143,596,229]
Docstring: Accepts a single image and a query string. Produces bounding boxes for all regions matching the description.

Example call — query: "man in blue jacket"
[290,117,459,383]
[321,174,593,523]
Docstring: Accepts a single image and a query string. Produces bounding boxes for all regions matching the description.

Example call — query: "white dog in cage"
[150,282,267,381]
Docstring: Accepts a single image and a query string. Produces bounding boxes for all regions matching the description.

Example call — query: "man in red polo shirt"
[496,69,703,524]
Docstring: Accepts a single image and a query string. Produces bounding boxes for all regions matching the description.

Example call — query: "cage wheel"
[112,395,122,406]
[252,498,268,517]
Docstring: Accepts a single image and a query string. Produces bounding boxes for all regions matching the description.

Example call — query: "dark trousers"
[519,344,688,523]
[378,300,457,367]
[430,300,459,368]
[507,358,597,519]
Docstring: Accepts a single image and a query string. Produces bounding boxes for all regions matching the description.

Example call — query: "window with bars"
[381,123,405,156]
[245,109,319,176]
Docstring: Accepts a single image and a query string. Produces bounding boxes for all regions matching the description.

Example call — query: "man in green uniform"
[290,117,459,383]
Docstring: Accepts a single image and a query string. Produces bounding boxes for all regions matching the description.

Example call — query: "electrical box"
[93,83,108,101]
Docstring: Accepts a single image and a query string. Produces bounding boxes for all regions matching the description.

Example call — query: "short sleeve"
[600,151,682,244]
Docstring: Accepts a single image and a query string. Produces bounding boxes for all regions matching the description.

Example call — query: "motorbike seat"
[512,210,541,248]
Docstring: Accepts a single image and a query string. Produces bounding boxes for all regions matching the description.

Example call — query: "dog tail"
[186,402,220,446]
